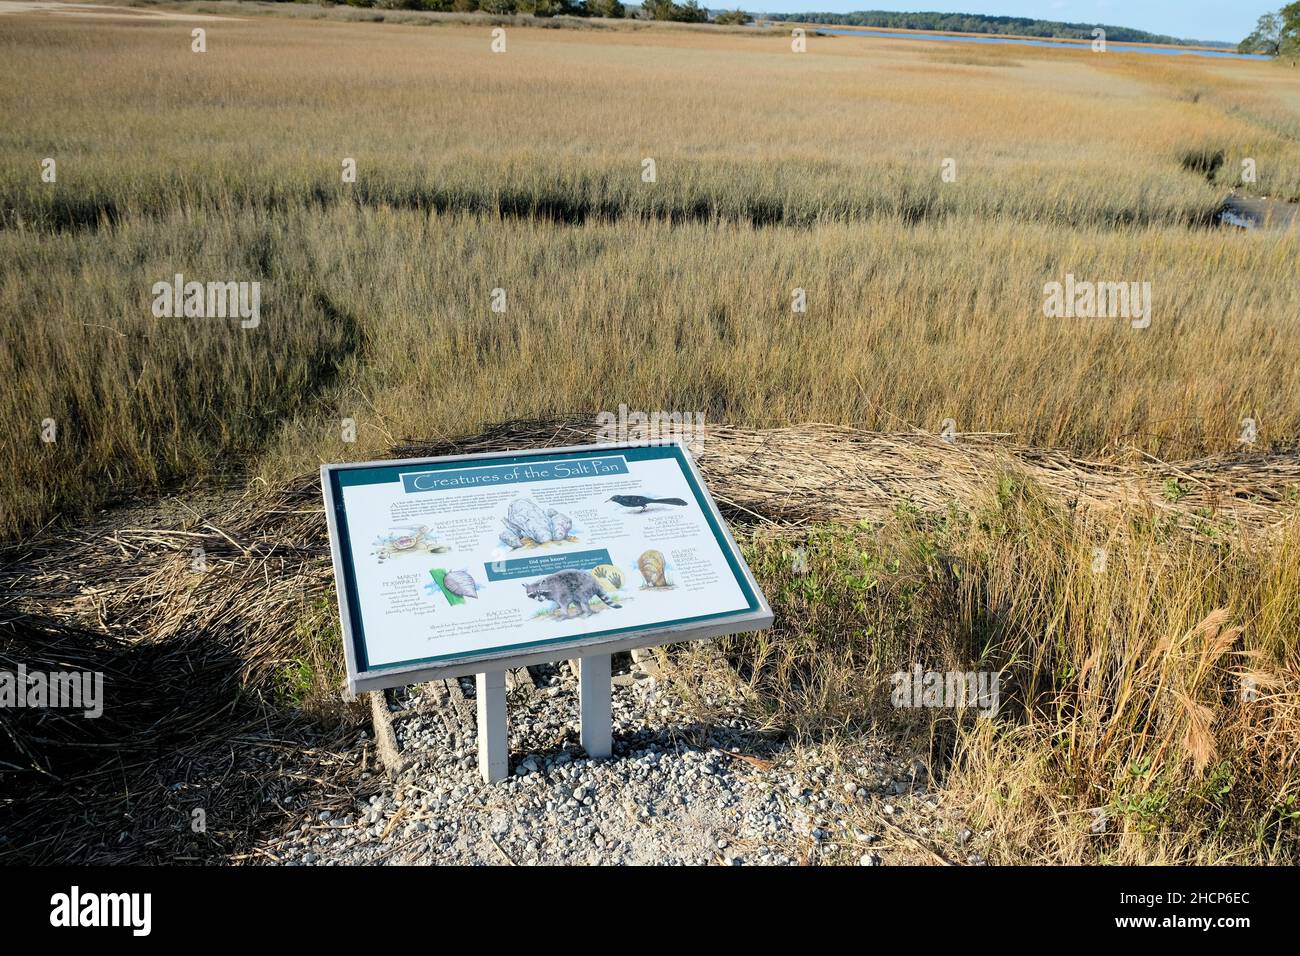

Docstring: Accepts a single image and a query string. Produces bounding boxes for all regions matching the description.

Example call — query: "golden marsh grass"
[2,9,1299,863]
[3,15,1299,534]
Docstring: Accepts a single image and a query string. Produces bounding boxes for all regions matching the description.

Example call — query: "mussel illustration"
[637,550,668,589]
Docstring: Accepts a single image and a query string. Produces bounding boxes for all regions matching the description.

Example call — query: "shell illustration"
[591,564,624,593]
[443,569,480,599]
[500,498,574,548]
[637,550,668,589]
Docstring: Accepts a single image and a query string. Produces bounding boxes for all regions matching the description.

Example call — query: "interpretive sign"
[322,442,772,696]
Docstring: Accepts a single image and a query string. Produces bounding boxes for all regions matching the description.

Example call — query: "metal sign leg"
[476,670,508,783]
[579,653,612,759]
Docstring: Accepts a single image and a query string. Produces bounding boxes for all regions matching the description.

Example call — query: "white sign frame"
[321,440,773,696]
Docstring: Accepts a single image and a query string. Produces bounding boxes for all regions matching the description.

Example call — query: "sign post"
[475,670,508,783]
[578,653,613,760]
[321,441,771,783]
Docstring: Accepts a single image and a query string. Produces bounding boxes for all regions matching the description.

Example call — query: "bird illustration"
[607,495,688,513]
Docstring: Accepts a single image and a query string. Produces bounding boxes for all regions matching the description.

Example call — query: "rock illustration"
[547,508,572,541]
[499,498,575,548]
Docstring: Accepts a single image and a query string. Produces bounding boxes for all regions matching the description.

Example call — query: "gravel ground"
[260,655,976,866]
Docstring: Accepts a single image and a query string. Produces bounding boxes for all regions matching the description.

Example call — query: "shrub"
[673,0,707,22]
[642,0,705,21]
[583,0,625,17]
[714,9,750,25]
[528,0,583,16]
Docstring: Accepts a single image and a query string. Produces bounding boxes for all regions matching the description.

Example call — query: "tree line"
[327,0,752,22]
[762,10,1223,47]
[1238,4,1300,57]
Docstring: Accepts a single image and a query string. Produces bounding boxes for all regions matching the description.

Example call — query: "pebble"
[268,666,940,867]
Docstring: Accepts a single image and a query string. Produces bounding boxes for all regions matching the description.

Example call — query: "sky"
[752,2,1277,44]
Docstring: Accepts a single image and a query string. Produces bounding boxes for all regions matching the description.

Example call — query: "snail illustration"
[443,569,480,599]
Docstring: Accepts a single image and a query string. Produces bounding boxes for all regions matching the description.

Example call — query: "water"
[764,25,1271,61]
[1219,194,1299,230]
[1219,207,1255,229]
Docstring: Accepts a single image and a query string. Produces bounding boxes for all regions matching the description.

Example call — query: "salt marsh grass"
[735,494,1300,863]
[3,14,1298,534]
[5,200,1298,538]
[3,9,1299,864]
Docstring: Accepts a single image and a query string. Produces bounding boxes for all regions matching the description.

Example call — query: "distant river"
[763,25,1272,61]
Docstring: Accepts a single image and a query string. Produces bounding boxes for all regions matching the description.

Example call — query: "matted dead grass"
[3,418,1298,862]
[8,416,1297,641]
[392,418,1300,535]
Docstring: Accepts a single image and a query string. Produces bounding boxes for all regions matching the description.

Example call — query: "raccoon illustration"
[523,570,622,619]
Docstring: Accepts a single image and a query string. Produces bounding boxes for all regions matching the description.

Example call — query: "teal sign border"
[326,444,762,676]
[483,549,613,582]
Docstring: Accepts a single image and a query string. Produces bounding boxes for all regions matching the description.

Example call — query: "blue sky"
[753,2,1276,44]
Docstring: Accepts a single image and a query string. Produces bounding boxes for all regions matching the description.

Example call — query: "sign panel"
[322,442,772,693]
